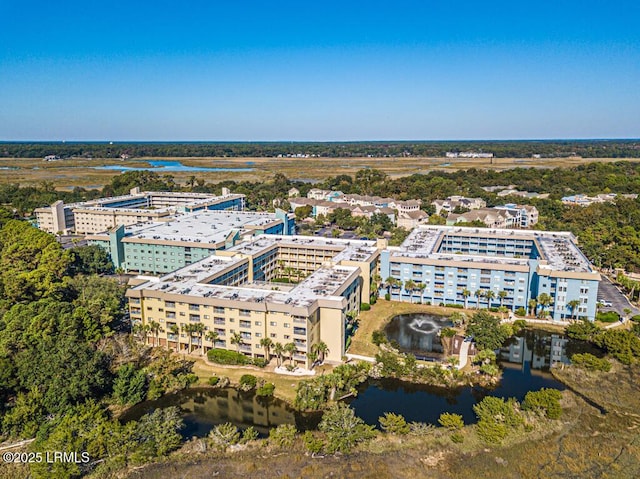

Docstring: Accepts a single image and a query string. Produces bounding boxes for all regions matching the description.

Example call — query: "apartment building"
[379,226,600,321]
[87,209,295,275]
[35,188,245,234]
[431,196,487,216]
[126,235,381,367]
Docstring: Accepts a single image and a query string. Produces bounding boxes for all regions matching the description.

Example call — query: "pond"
[384,313,453,359]
[119,387,320,438]
[350,328,600,426]
[121,329,599,434]
[94,160,254,172]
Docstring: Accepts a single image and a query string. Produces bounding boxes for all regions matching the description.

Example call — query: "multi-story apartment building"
[431,196,487,216]
[35,188,245,234]
[87,209,296,274]
[126,235,381,367]
[379,226,600,321]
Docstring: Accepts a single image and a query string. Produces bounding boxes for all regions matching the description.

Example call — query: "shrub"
[385,293,391,301]
[408,422,435,436]
[269,424,297,448]
[445,303,464,309]
[208,348,250,365]
[239,374,257,391]
[473,396,523,444]
[113,363,148,405]
[451,432,464,443]
[379,412,410,435]
[256,382,275,397]
[370,295,377,305]
[512,319,528,330]
[360,303,371,311]
[515,307,526,317]
[630,315,640,323]
[241,426,259,443]
[252,358,268,368]
[208,376,220,386]
[372,329,387,346]
[570,352,611,372]
[319,404,376,454]
[596,311,621,323]
[303,430,325,454]
[522,388,563,419]
[438,412,464,431]
[209,422,240,449]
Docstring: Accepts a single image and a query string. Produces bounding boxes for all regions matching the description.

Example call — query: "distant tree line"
[2,140,640,159]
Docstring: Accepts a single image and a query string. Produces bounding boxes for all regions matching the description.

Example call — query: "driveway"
[598,275,640,317]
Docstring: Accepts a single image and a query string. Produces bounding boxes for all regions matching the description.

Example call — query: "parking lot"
[597,275,639,317]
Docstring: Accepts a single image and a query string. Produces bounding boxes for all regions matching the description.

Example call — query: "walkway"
[457,340,471,369]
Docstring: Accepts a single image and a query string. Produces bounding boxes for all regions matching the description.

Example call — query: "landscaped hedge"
[596,311,621,323]
[207,348,251,365]
[570,352,611,372]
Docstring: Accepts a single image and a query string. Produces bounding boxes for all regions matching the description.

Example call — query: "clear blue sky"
[1,1,638,141]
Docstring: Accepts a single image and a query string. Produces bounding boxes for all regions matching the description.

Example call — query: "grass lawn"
[188,355,332,404]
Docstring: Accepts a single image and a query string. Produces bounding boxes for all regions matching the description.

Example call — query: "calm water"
[351,327,599,426]
[121,326,597,432]
[95,160,254,172]
[120,387,320,438]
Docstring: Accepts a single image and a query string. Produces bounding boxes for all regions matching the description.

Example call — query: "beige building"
[126,235,381,368]
[35,189,245,234]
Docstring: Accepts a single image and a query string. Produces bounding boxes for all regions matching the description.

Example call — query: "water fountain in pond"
[385,313,453,357]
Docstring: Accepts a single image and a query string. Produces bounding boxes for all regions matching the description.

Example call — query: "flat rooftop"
[129,234,377,309]
[120,211,285,245]
[391,225,594,273]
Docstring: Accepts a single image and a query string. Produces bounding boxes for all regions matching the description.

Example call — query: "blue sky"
[1,1,638,141]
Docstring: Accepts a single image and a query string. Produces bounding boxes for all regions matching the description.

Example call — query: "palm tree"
[498,290,508,308]
[537,293,553,317]
[485,290,496,308]
[148,320,162,348]
[273,342,284,367]
[284,342,297,367]
[498,305,509,320]
[439,327,457,356]
[193,323,206,355]
[205,330,219,352]
[230,332,244,353]
[462,289,471,309]
[115,266,125,285]
[474,289,484,309]
[142,323,152,346]
[168,324,179,350]
[417,282,426,302]
[567,299,580,320]
[181,323,195,353]
[312,341,329,363]
[404,279,416,302]
[528,299,537,317]
[260,337,273,362]
[623,307,632,321]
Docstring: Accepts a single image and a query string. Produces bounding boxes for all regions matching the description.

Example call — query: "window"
[270,333,277,338]
[239,320,251,328]
[254,321,262,326]
[239,309,251,317]
[284,335,290,340]
[214,306,225,314]
[189,314,200,322]
[214,317,225,325]
[284,323,290,328]
[270,321,277,327]
[189,304,200,311]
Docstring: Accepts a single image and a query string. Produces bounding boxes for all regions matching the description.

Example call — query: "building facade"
[35,189,245,234]
[126,235,381,367]
[88,209,296,274]
[379,226,600,321]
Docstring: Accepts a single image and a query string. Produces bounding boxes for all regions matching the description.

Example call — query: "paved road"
[598,275,640,317]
